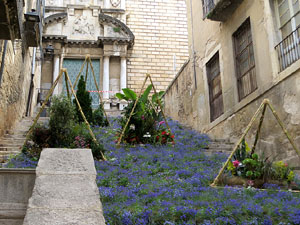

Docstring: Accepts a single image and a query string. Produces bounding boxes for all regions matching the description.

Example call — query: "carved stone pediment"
[43,10,134,46]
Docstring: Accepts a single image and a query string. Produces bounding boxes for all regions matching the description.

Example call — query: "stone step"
[0,143,22,147]
[0,146,21,152]
[3,134,27,139]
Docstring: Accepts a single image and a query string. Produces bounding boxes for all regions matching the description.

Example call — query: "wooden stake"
[251,103,267,154]
[211,99,268,187]
[24,69,64,144]
[65,69,107,161]
[148,74,173,138]
[73,56,88,88]
[116,74,149,146]
[87,57,110,126]
[266,101,300,160]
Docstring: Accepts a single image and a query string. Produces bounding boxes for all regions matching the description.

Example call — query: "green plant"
[113,27,121,32]
[93,104,108,127]
[116,85,164,144]
[74,75,93,124]
[49,95,76,147]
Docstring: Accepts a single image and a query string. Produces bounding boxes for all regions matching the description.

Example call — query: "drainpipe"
[189,0,197,89]
[26,47,36,116]
[0,40,8,86]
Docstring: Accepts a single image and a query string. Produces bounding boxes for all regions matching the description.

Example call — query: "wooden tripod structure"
[211,99,300,187]
[24,66,107,161]
[116,73,173,147]
[72,55,110,126]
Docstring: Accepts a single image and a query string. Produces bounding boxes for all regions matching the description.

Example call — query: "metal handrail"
[275,26,300,71]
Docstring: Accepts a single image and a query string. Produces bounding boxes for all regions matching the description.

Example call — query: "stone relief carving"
[72,15,95,36]
[110,0,121,7]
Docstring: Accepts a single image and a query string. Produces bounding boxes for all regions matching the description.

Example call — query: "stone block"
[36,148,96,175]
[23,148,105,225]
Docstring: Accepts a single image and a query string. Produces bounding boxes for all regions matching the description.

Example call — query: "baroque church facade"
[41,0,189,111]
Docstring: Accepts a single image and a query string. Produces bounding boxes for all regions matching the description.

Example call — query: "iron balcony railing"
[275,26,300,72]
[202,0,215,18]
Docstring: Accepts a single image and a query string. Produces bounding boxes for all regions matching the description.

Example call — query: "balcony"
[24,0,44,47]
[0,0,24,40]
[275,26,300,72]
[202,0,244,22]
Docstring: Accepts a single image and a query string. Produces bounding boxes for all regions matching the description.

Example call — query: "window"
[233,18,257,100]
[276,0,300,39]
[206,52,224,122]
[202,0,215,18]
[275,0,300,71]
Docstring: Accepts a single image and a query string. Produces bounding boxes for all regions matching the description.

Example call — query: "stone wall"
[0,40,34,137]
[126,0,189,92]
[0,168,36,225]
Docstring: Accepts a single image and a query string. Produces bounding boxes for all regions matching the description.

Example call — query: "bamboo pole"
[148,74,173,137]
[251,103,267,154]
[266,101,300,160]
[116,74,149,146]
[64,69,107,161]
[211,99,268,187]
[24,69,64,144]
[87,57,110,126]
[64,73,70,99]
[73,56,88,88]
[85,59,88,82]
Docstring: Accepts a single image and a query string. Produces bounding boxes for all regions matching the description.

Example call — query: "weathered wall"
[164,0,300,165]
[126,0,189,92]
[0,168,36,225]
[0,40,34,137]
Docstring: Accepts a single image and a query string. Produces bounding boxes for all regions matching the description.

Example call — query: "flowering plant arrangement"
[116,85,171,145]
[226,139,296,189]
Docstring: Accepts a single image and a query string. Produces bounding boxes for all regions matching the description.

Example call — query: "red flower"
[162,131,166,135]
[171,135,175,139]
[156,135,159,140]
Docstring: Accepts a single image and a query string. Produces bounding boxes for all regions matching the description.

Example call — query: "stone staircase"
[0,117,41,166]
[204,139,234,156]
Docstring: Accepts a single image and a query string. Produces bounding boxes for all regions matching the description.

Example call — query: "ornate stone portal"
[42,0,133,110]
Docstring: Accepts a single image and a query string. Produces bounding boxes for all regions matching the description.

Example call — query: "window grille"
[206,52,224,121]
[233,18,257,100]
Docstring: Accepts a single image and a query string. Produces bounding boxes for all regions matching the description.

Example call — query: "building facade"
[164,0,300,166]
[0,0,43,136]
[41,0,189,111]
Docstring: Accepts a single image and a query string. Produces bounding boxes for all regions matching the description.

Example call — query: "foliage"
[50,95,76,147]
[93,104,109,127]
[227,139,295,186]
[21,95,105,160]
[6,118,300,224]
[74,75,93,123]
[116,85,170,144]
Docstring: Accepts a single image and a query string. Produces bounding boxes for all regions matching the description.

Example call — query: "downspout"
[189,0,197,89]
[0,40,8,86]
[26,47,36,116]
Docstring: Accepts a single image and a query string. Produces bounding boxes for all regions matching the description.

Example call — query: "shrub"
[49,95,76,147]
[93,104,109,127]
[74,75,93,124]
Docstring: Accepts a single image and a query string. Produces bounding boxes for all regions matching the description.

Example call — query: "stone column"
[119,57,127,110]
[104,0,109,8]
[120,0,126,10]
[53,55,60,95]
[103,56,110,109]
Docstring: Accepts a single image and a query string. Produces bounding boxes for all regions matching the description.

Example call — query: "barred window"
[206,52,224,122]
[233,18,257,100]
